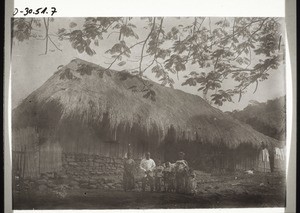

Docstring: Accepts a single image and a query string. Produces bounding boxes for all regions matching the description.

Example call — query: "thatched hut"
[12,58,279,175]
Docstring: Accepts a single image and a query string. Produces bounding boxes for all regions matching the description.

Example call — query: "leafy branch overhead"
[12,17,284,106]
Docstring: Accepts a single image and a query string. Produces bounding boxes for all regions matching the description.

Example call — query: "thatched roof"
[13,58,279,149]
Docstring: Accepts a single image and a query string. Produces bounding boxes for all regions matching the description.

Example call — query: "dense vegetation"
[226,96,286,141]
[12,17,284,106]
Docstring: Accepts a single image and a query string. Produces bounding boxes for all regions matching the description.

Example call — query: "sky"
[11,17,286,112]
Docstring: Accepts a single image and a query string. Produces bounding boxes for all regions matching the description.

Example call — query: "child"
[153,160,164,192]
[187,168,197,195]
[163,162,176,192]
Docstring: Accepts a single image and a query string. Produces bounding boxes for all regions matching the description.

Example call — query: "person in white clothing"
[140,152,156,191]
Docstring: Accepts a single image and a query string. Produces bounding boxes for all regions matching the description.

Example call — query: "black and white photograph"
[11,16,287,210]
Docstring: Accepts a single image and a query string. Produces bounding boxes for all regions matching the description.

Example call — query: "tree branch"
[208,18,212,34]
[48,36,62,52]
[196,18,206,32]
[210,18,268,48]
[43,18,49,55]
[229,18,268,63]
[253,80,259,93]
[105,40,146,70]
[107,31,120,39]
[141,18,165,74]
[245,46,252,69]
[139,18,156,75]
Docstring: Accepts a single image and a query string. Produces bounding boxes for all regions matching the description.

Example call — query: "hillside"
[226,96,286,142]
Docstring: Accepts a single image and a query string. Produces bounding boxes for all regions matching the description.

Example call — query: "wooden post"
[38,142,41,176]
[18,144,21,176]
[22,145,26,178]
[117,143,120,158]
[98,141,101,156]
[76,136,79,154]
[93,140,95,156]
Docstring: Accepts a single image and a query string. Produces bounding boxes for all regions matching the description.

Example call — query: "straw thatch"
[13,58,279,153]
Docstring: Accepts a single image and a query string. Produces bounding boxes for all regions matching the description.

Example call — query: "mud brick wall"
[62,153,125,190]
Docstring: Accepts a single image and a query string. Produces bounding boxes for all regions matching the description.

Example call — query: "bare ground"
[13,170,285,209]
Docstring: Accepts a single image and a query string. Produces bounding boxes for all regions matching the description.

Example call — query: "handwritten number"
[24,7,29,16]
[41,7,47,14]
[23,8,33,16]
[34,8,42,15]
[51,7,57,16]
[13,8,18,16]
[14,7,57,16]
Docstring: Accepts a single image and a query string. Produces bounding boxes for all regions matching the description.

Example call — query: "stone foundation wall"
[61,153,125,190]
[14,153,146,195]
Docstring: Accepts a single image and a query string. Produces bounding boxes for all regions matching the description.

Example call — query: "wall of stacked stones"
[15,152,145,194]
[62,153,125,190]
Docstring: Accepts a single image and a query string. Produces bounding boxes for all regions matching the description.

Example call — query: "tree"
[12,17,284,106]
[227,96,286,141]
[12,18,62,55]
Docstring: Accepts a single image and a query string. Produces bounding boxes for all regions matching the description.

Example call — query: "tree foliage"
[12,17,284,106]
[226,96,286,141]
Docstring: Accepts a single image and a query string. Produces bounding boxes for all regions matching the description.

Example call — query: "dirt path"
[13,171,286,209]
[13,189,285,209]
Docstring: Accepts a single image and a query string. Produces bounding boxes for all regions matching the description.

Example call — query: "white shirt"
[140,158,156,172]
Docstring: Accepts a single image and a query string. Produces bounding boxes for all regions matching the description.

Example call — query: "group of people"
[123,151,197,194]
